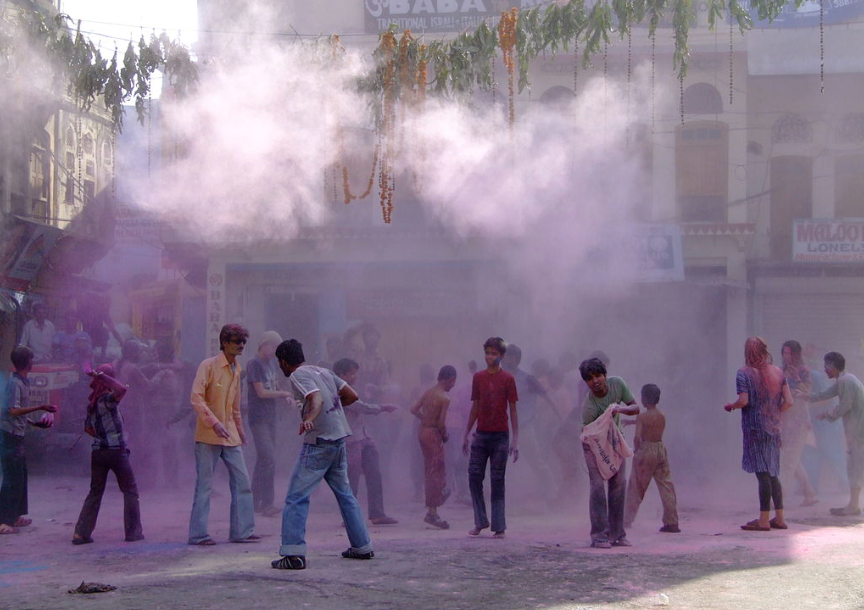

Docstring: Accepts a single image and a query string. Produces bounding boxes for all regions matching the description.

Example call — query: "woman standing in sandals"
[724,337,793,531]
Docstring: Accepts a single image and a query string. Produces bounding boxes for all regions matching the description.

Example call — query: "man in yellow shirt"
[188,324,259,545]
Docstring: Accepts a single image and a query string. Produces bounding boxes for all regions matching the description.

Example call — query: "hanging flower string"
[413,43,428,193]
[378,30,398,223]
[498,8,518,129]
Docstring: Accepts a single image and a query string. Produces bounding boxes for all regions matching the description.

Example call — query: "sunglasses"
[228,338,247,345]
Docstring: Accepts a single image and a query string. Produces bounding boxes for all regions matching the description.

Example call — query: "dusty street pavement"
[2,474,864,610]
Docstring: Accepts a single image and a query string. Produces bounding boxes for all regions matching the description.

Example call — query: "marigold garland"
[498,8,518,128]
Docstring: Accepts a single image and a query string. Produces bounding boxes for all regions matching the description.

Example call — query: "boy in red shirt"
[461,337,519,538]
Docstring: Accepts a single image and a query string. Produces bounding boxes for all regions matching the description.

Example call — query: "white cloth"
[580,405,632,480]
[20,319,55,362]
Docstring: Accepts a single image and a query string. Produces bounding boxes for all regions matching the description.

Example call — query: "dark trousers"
[347,438,386,520]
[468,431,509,532]
[0,431,27,527]
[250,421,277,511]
[74,448,143,540]
[583,442,627,543]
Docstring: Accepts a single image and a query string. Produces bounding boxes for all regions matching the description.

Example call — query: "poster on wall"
[793,218,864,263]
[635,225,685,282]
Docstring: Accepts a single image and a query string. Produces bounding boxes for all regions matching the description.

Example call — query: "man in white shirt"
[19,303,54,363]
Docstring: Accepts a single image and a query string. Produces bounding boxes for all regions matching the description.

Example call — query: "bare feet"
[0,524,19,535]
[467,526,485,537]
[12,517,32,527]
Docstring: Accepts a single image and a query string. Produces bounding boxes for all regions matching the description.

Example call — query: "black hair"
[483,337,507,355]
[506,344,522,365]
[10,346,34,371]
[588,350,610,366]
[219,323,249,351]
[438,365,457,381]
[333,357,359,376]
[641,383,661,405]
[579,357,607,381]
[276,339,305,366]
[824,351,846,372]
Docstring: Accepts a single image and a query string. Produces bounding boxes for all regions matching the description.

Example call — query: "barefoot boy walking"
[623,384,680,533]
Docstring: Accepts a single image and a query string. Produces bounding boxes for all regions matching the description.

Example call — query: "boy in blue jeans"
[461,337,519,538]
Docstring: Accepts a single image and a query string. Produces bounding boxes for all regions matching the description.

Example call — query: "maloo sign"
[793,218,864,263]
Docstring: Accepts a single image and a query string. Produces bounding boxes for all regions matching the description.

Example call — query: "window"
[838,113,864,144]
[770,156,812,259]
[65,176,76,204]
[82,133,94,155]
[102,140,113,165]
[86,161,95,177]
[772,114,812,144]
[676,121,728,221]
[835,154,864,218]
[629,123,653,222]
[683,83,723,115]
[84,180,95,203]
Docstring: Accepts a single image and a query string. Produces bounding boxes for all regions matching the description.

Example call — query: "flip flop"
[740,519,770,531]
[189,538,216,546]
[769,518,788,530]
[800,497,819,507]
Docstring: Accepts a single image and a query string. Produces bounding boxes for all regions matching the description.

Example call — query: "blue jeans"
[583,442,627,543]
[188,442,255,543]
[468,431,509,532]
[280,438,372,557]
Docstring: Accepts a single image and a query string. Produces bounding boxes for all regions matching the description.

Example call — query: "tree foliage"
[1,4,197,130]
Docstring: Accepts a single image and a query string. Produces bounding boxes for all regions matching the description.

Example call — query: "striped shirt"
[86,393,127,449]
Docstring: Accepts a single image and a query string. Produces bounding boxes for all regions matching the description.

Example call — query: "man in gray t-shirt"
[270,339,373,571]
[290,365,353,445]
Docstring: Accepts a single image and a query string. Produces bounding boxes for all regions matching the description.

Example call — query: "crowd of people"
[2,313,862,572]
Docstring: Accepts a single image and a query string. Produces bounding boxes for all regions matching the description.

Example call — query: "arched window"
[770,155,812,258]
[539,85,575,106]
[772,114,812,144]
[102,140,113,165]
[683,83,723,115]
[82,133,94,155]
[675,121,728,221]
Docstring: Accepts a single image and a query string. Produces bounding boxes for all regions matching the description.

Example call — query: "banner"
[364,0,519,34]
[0,220,63,291]
[742,0,864,28]
[793,218,864,263]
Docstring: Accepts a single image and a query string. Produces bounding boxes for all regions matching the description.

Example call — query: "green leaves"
[2,5,198,131]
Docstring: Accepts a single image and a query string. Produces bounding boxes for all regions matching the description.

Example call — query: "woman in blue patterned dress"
[724,337,793,531]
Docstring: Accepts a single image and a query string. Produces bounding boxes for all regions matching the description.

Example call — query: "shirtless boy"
[411,365,457,529]
[623,384,680,532]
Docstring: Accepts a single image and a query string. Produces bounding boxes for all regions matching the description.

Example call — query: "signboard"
[0,220,63,291]
[364,0,519,34]
[793,218,864,263]
[206,264,226,356]
[635,225,685,282]
[742,0,864,28]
